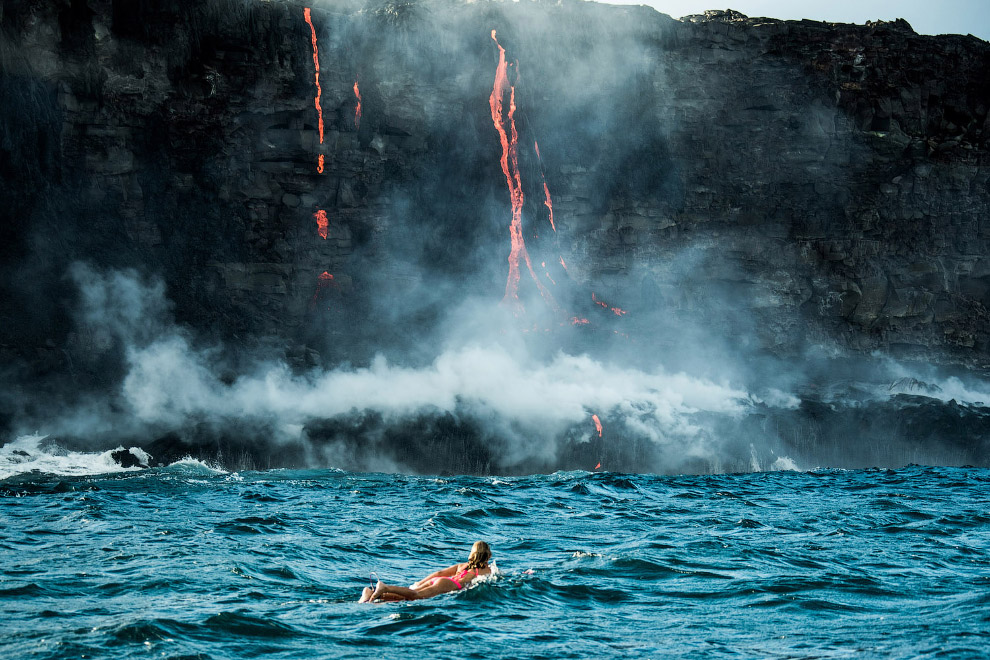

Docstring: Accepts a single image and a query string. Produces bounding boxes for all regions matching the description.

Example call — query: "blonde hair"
[465,541,491,570]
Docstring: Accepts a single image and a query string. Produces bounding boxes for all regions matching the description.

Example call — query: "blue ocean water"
[2,461,989,659]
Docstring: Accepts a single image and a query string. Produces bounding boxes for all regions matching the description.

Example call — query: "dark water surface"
[2,464,989,659]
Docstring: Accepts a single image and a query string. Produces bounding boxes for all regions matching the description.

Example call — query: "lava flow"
[592,414,603,437]
[541,261,557,285]
[314,209,329,239]
[535,138,576,286]
[353,77,362,130]
[489,30,558,315]
[534,141,556,233]
[311,271,336,308]
[303,7,324,171]
[592,292,628,316]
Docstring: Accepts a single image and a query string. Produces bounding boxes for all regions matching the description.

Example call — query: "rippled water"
[2,463,989,659]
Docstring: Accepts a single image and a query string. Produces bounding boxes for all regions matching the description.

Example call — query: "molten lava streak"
[535,138,574,287]
[489,30,557,315]
[303,8,324,152]
[314,209,328,239]
[592,414,603,437]
[353,78,362,130]
[541,261,557,285]
[534,141,556,233]
[542,182,556,232]
[317,154,325,174]
[311,271,336,307]
[592,292,628,316]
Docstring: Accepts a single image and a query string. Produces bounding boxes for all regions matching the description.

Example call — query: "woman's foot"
[370,580,387,601]
[358,587,373,603]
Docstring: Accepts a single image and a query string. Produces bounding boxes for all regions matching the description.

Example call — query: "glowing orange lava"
[311,271,336,307]
[592,414,603,437]
[542,182,556,232]
[592,292,628,316]
[540,261,557,285]
[353,78,362,130]
[303,8,324,147]
[489,30,557,315]
[317,153,324,174]
[534,141,556,233]
[595,462,601,470]
[315,209,328,239]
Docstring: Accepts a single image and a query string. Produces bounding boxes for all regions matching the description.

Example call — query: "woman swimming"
[359,541,492,603]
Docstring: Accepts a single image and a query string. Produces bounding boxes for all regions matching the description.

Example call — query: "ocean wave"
[156,458,228,475]
[202,611,300,638]
[3,467,989,660]
[0,435,148,481]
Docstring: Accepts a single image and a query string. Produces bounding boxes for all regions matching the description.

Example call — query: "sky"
[597,0,990,41]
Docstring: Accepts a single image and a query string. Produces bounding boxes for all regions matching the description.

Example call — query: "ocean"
[2,441,989,659]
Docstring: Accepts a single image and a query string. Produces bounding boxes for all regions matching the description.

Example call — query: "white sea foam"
[571,551,605,559]
[770,456,800,471]
[0,434,148,480]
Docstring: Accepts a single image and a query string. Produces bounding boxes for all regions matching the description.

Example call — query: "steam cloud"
[46,263,766,473]
[7,258,985,475]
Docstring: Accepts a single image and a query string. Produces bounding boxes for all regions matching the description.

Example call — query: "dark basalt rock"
[1,0,989,472]
[140,422,309,471]
[110,448,147,469]
[303,411,497,474]
[1,0,987,373]
[681,9,752,24]
[124,393,988,474]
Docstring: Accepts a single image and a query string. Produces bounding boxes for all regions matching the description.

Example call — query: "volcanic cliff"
[1,0,989,473]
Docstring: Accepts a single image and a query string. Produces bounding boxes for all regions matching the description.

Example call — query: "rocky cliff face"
[1,0,989,473]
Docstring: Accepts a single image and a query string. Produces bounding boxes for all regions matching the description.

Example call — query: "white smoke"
[881,356,990,406]
[31,260,990,475]
[126,338,750,438]
[51,262,759,471]
[14,245,990,475]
